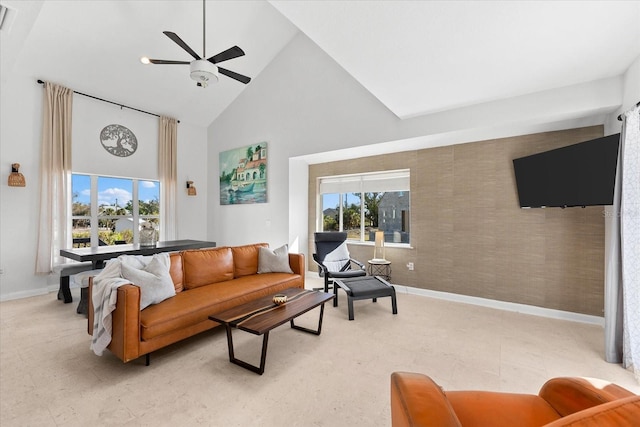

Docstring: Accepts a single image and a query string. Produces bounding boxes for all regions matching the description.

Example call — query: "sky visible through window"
[323,193,362,210]
[72,174,159,206]
[323,194,339,209]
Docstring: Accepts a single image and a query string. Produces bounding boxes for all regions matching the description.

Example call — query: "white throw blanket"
[90,253,172,356]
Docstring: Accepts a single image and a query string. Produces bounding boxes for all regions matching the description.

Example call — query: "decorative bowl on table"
[273,294,287,306]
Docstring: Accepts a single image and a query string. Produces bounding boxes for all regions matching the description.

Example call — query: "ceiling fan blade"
[163,31,201,60]
[149,59,190,65]
[207,46,245,64]
[218,67,251,84]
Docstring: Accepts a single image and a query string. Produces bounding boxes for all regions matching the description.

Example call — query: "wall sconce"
[186,180,197,196]
[372,230,386,261]
[8,163,26,187]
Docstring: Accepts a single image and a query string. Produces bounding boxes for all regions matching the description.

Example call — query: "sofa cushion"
[447,392,561,427]
[231,243,268,278]
[169,253,184,292]
[139,273,303,340]
[258,244,293,274]
[182,247,234,289]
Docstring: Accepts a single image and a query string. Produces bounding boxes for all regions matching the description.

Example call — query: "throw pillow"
[258,244,293,274]
[121,253,176,310]
[322,241,351,273]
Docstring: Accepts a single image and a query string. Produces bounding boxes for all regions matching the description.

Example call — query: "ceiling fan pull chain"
[202,0,206,58]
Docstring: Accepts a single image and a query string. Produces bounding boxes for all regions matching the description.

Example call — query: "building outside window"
[71,174,160,247]
[318,170,410,244]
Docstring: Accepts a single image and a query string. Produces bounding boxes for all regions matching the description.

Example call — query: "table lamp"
[372,231,386,262]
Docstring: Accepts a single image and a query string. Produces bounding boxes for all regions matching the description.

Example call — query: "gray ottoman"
[332,275,398,320]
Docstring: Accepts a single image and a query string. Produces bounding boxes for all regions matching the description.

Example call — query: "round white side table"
[368,259,391,281]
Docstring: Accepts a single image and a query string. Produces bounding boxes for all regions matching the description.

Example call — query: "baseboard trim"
[0,283,75,302]
[3,278,604,326]
[0,287,51,302]
[392,284,604,326]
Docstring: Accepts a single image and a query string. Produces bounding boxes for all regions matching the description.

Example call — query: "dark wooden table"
[60,239,217,269]
[209,288,334,375]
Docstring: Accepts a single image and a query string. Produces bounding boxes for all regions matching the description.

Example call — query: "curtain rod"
[36,79,180,123]
[618,101,640,121]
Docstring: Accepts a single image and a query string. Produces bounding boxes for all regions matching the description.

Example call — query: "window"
[319,170,410,244]
[71,174,160,247]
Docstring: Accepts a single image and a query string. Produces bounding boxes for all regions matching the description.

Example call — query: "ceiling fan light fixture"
[142,0,250,86]
[190,59,218,87]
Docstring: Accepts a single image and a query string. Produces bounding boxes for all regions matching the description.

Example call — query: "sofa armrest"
[289,253,305,281]
[539,377,636,417]
[108,284,142,363]
[87,279,142,363]
[391,372,462,427]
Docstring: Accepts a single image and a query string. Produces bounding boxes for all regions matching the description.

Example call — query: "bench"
[55,262,95,303]
[56,237,107,306]
[55,263,102,316]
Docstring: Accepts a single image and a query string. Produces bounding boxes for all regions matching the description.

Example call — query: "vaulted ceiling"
[2,1,639,127]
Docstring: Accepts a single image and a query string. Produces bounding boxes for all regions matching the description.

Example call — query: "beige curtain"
[159,116,178,240]
[35,82,73,274]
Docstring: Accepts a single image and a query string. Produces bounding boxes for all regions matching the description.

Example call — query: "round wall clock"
[100,124,138,157]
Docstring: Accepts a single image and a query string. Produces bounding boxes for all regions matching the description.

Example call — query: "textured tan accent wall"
[309,126,606,316]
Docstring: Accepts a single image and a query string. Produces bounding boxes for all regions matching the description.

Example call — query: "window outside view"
[72,174,160,246]
[321,191,410,244]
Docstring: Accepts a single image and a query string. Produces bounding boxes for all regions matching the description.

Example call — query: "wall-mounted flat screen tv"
[513,133,620,208]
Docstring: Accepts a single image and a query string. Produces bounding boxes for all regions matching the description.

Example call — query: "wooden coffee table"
[208,288,334,375]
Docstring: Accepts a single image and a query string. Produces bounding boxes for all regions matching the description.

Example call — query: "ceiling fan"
[141,0,251,88]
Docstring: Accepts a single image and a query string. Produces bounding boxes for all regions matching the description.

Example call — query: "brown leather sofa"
[88,243,305,364]
[391,372,639,426]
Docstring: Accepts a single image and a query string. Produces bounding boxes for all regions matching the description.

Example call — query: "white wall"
[72,96,159,179]
[207,31,629,258]
[0,74,208,300]
[175,122,208,240]
[605,54,640,135]
[622,56,640,113]
[0,75,48,299]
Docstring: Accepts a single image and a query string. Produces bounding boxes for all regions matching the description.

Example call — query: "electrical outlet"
[0,268,4,275]
[407,262,414,271]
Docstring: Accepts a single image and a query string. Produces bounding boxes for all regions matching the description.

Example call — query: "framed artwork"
[219,142,267,205]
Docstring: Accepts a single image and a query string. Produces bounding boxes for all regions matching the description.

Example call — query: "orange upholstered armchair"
[390,372,639,427]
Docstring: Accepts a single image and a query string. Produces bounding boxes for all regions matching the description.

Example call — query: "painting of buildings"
[219,142,268,205]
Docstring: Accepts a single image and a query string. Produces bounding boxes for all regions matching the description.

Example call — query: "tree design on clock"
[100,124,138,157]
